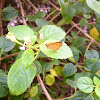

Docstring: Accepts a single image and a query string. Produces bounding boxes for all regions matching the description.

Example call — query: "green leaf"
[86,0,100,14]
[25,11,46,21]
[40,40,73,59]
[62,63,77,77]
[71,31,77,39]
[66,79,76,88]
[0,69,8,98]
[72,37,86,48]
[69,46,79,62]
[45,74,55,86]
[40,61,53,73]
[29,96,40,100]
[15,51,24,61]
[66,35,73,43]
[34,60,42,75]
[84,58,97,71]
[94,93,100,100]
[79,18,88,27]
[30,86,38,97]
[22,49,34,67]
[8,25,35,41]
[58,0,75,24]
[0,36,15,53]
[86,50,99,59]
[7,58,36,95]
[35,19,49,27]
[52,59,61,65]
[91,59,100,74]
[39,25,66,41]
[93,76,100,86]
[71,91,94,100]
[54,66,63,76]
[95,87,100,98]
[1,6,18,21]
[10,94,23,100]
[74,72,93,82]
[76,77,93,93]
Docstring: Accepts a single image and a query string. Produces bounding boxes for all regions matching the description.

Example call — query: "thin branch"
[71,21,100,46]
[37,75,52,100]
[18,0,27,25]
[66,25,74,35]
[26,0,38,12]
[0,52,19,61]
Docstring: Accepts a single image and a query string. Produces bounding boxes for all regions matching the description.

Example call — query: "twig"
[37,75,52,100]
[71,21,100,46]
[26,0,38,12]
[45,9,57,20]
[18,0,27,25]
[0,0,3,36]
[48,0,60,11]
[66,25,74,35]
[0,52,19,61]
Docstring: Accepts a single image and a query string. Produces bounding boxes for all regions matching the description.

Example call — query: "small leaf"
[0,36,15,53]
[34,60,42,75]
[50,69,58,77]
[40,40,73,59]
[54,66,63,76]
[79,18,88,27]
[29,96,40,100]
[95,87,100,98]
[40,61,53,73]
[86,0,100,14]
[39,25,66,41]
[1,6,18,21]
[76,77,93,93]
[25,11,46,21]
[93,76,100,86]
[45,74,55,86]
[30,86,38,97]
[86,50,99,59]
[22,49,34,67]
[0,69,8,98]
[62,63,77,77]
[66,79,76,88]
[8,58,36,95]
[52,59,61,65]
[91,59,100,74]
[35,19,49,27]
[90,27,99,39]
[71,90,94,100]
[94,93,100,100]
[84,58,97,71]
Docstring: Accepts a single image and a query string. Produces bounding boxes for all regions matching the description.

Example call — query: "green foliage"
[1,6,18,21]
[7,58,36,95]
[0,70,8,98]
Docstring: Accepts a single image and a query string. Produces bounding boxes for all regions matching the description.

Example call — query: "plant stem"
[37,75,53,100]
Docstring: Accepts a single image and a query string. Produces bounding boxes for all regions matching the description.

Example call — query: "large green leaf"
[7,58,36,95]
[62,63,77,77]
[40,40,73,59]
[93,76,100,86]
[1,6,18,21]
[0,69,8,98]
[95,87,100,98]
[8,25,35,41]
[39,25,66,41]
[22,49,34,67]
[86,0,100,14]
[0,36,15,53]
[76,77,93,93]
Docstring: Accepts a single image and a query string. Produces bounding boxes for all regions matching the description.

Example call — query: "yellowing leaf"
[54,66,63,76]
[45,74,55,86]
[30,86,38,97]
[50,69,58,77]
[90,27,99,39]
